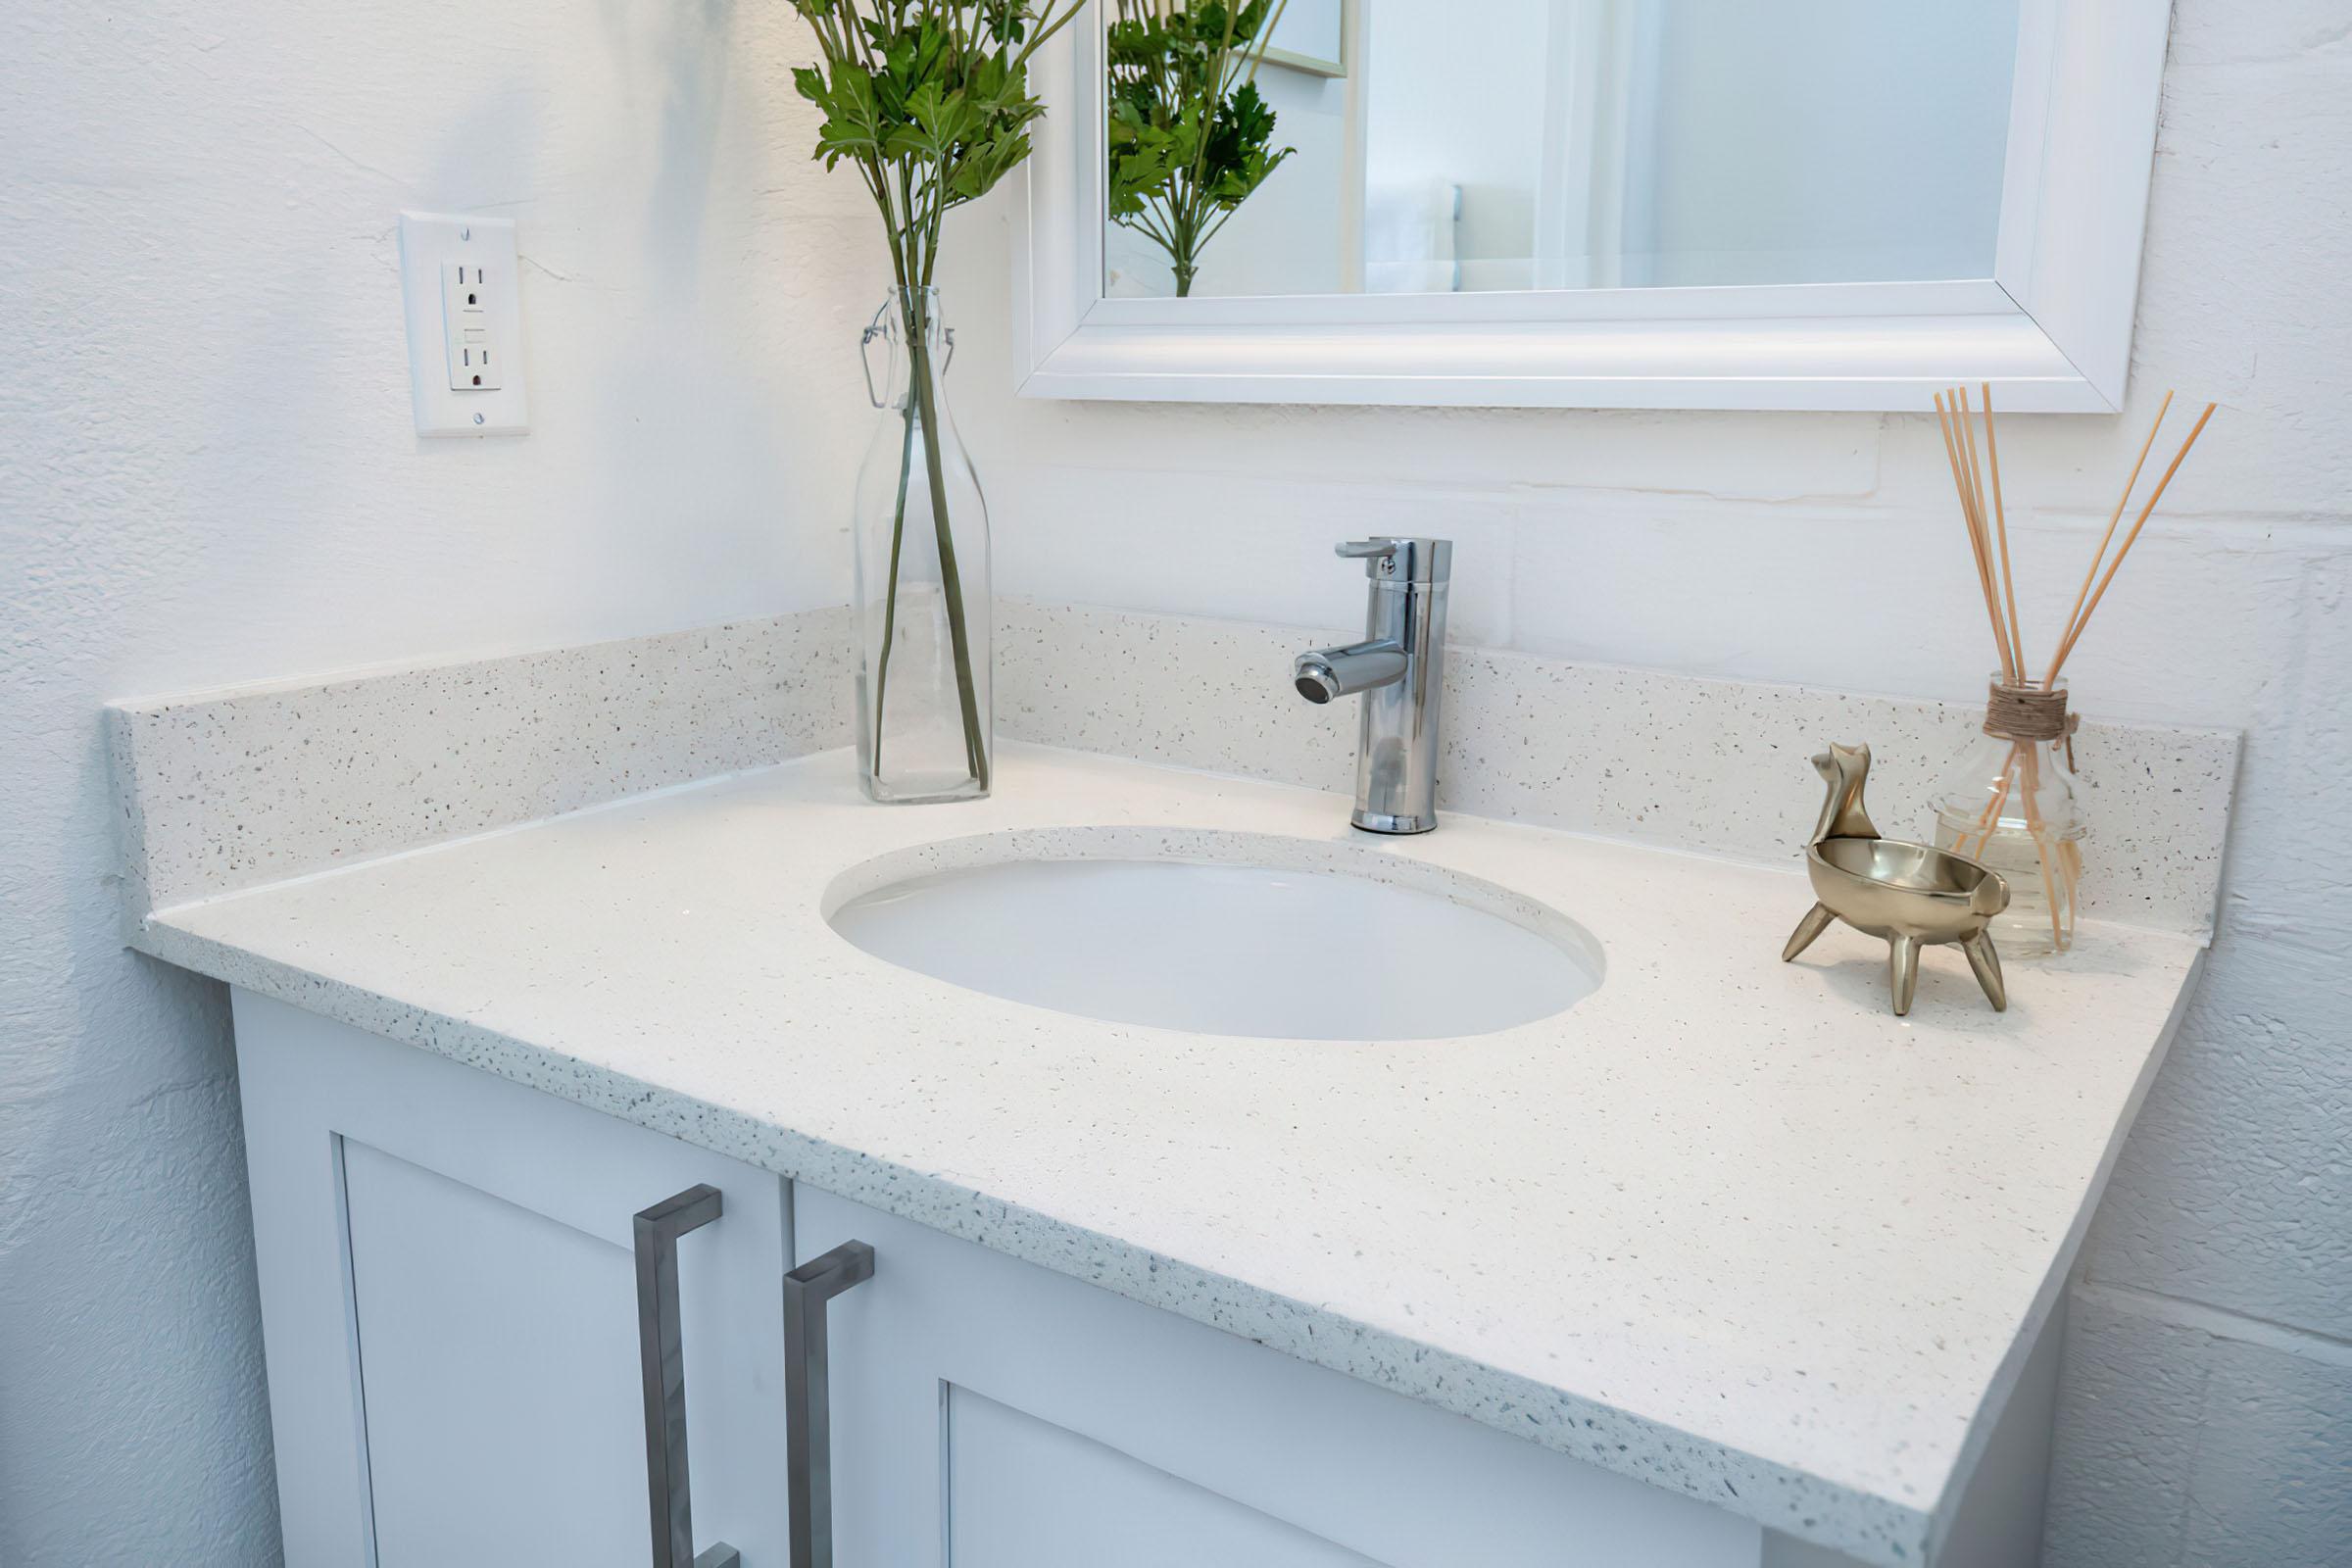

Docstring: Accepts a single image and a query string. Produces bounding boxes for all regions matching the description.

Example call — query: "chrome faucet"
[1293,537,1452,834]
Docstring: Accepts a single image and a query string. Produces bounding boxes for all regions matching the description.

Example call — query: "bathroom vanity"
[233,986,1762,1568]
[110,621,2236,1568]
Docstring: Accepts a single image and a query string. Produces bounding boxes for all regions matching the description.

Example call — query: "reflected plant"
[789,0,1083,786]
[1106,0,1296,297]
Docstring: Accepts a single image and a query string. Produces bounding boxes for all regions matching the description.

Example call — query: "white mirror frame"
[1012,0,2173,412]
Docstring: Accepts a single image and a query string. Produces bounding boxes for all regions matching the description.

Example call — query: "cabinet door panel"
[341,1141,645,1566]
[232,990,790,1567]
[946,1386,1382,1568]
[797,1186,1761,1568]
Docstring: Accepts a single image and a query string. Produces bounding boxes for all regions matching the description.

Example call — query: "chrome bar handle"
[784,1241,876,1568]
[634,1185,741,1568]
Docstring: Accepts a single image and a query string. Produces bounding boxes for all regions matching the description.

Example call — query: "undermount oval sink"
[824,830,1601,1042]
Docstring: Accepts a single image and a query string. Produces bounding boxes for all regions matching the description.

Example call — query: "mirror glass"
[1103,1,2023,300]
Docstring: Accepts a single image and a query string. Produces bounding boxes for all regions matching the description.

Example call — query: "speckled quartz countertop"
[134,742,2202,1566]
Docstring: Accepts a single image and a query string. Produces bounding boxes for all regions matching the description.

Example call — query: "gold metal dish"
[1783,743,2011,1016]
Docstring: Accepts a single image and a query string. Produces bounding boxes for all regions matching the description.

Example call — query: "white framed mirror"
[1012,0,2174,411]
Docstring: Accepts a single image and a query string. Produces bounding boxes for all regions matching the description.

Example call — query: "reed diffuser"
[1929,384,2216,956]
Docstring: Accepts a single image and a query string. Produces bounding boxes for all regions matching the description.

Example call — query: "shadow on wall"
[610,0,730,295]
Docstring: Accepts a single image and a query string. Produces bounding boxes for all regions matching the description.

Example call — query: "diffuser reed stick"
[1952,389,2017,681]
[1980,388,2028,688]
[1984,390,2055,933]
[2046,400,2218,686]
[2050,389,2173,676]
[1935,393,2014,679]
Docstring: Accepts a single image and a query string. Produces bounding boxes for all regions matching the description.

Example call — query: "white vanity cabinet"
[797,1186,1766,1568]
[234,993,793,1567]
[235,990,1861,1568]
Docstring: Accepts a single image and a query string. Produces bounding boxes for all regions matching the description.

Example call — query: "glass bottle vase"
[851,287,993,804]
[1929,675,2084,956]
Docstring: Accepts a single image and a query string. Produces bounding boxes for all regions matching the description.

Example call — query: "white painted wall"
[5,0,2345,1563]
[0,2,883,1560]
[941,0,2352,1559]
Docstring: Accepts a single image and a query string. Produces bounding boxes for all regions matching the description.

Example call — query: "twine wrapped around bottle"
[1983,680,2081,768]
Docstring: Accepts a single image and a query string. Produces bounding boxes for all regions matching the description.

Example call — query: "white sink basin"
[826,832,1601,1041]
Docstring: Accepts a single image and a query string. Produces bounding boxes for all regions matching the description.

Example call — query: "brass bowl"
[1809,837,2004,923]
[1783,744,2011,1016]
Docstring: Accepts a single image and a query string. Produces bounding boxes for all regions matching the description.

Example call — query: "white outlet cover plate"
[398,212,529,437]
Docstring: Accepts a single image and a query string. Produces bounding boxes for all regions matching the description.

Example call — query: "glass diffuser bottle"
[1930,675,2082,956]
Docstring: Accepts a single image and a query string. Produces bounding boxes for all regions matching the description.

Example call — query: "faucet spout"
[1294,639,1407,704]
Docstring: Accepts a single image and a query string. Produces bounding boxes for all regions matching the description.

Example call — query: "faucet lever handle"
[1335,536,1453,584]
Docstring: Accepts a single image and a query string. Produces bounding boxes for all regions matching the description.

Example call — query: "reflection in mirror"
[1103,1,2023,300]
[1105,2,1299,297]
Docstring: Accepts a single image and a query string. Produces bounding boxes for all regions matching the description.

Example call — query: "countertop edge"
[136,912,1938,1566]
[1919,946,2208,1563]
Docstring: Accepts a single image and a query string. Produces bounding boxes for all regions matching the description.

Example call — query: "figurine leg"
[1783,903,1837,962]
[1887,935,1922,1016]
[1963,931,2008,1012]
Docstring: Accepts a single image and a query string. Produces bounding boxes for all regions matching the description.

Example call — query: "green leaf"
[787,1,1083,275]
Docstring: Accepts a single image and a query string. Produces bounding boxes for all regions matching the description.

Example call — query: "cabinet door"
[233,990,790,1567]
[795,1186,1762,1568]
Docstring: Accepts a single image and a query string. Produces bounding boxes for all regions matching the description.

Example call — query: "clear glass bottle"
[851,287,993,805]
[1929,675,2083,956]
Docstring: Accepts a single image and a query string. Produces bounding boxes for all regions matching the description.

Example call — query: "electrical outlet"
[441,262,502,391]
[398,213,528,436]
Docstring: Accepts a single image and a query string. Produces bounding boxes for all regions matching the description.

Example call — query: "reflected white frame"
[1260,0,1347,76]
[1013,0,2175,412]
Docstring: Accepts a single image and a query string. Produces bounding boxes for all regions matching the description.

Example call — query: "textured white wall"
[4,0,2345,1563]
[938,1,2352,1561]
[0,2,884,1561]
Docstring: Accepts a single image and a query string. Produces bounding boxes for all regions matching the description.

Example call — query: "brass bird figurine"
[1783,743,2011,1016]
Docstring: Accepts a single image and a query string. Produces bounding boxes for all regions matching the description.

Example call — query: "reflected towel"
[1364,178,1460,293]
